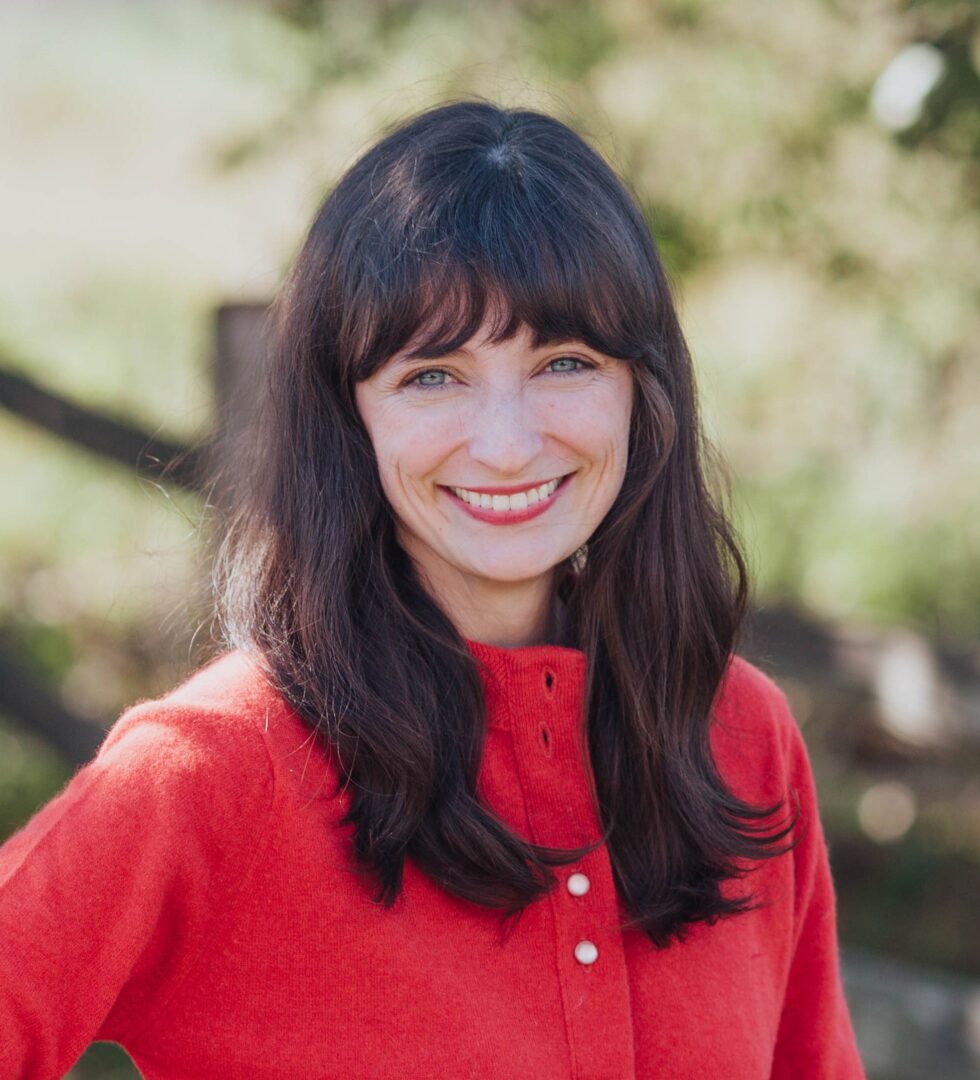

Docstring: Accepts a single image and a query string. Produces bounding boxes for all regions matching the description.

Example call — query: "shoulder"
[712,653,799,743]
[127,648,279,726]
[709,653,811,807]
[94,649,281,806]
[4,653,284,897]
[100,648,340,808]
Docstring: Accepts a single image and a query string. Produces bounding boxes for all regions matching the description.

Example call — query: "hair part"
[206,97,798,949]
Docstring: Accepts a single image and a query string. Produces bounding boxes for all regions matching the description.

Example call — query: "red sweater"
[0,641,864,1078]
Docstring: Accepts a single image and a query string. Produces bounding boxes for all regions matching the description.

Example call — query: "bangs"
[346,165,660,381]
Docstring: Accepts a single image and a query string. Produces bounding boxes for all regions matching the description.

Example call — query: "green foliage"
[3,617,76,685]
[659,0,708,31]
[68,1041,141,1079]
[524,0,619,81]
[834,831,980,977]
[642,198,715,279]
[0,717,71,839]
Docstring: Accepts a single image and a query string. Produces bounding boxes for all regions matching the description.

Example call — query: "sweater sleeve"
[768,688,865,1079]
[0,697,276,1079]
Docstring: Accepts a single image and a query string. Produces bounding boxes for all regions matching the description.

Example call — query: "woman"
[0,100,865,1078]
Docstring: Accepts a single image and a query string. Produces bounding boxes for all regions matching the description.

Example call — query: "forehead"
[389,319,585,368]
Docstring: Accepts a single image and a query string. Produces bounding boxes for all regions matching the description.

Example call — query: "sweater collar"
[465,637,587,734]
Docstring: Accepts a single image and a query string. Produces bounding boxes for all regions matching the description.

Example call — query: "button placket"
[538,668,601,971]
[490,648,635,1076]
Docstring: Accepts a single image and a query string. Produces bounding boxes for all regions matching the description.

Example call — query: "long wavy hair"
[206,98,798,948]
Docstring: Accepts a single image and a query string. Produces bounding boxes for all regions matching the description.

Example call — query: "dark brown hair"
[207,98,798,948]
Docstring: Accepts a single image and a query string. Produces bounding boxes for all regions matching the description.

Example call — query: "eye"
[546,356,594,375]
[403,368,452,389]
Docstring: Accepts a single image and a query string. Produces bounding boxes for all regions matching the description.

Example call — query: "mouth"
[439,473,574,524]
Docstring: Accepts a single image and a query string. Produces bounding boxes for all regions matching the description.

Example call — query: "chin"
[463,551,573,585]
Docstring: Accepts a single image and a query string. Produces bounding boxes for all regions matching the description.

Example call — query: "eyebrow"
[391,344,473,366]
[391,339,585,366]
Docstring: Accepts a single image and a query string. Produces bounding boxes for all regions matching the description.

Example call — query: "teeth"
[450,477,563,512]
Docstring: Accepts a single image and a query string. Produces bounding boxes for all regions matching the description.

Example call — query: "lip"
[448,477,566,496]
[440,473,573,525]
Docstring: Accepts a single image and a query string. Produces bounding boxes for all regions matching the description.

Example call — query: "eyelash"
[401,356,595,390]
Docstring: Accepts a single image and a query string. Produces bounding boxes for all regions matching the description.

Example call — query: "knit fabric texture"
[0,641,865,1078]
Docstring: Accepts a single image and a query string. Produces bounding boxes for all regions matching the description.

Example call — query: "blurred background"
[0,1,977,1077]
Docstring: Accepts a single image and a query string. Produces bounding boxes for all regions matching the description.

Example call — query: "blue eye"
[402,357,592,389]
[406,369,450,388]
[547,356,591,374]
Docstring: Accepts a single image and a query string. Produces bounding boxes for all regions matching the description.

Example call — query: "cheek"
[366,430,431,531]
[600,376,634,467]
[548,393,631,467]
[364,410,460,497]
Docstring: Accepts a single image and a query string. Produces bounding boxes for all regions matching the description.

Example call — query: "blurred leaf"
[524,0,619,80]
[643,198,715,278]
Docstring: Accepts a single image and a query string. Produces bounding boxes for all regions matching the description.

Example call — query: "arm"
[0,699,275,1079]
[769,693,865,1079]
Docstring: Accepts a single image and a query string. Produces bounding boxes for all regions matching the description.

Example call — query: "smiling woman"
[0,99,865,1078]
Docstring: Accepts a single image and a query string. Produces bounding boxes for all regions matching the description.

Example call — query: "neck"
[416,565,562,649]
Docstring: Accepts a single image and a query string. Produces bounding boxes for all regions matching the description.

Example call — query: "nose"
[466,388,545,477]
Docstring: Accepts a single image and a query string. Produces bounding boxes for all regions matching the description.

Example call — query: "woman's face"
[355,318,634,607]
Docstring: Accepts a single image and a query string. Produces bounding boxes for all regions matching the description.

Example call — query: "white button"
[567,872,591,897]
[574,940,598,965]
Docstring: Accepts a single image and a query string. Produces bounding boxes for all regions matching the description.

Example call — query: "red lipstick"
[440,474,572,525]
